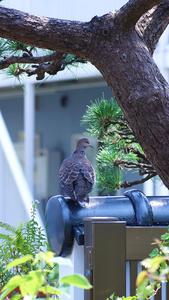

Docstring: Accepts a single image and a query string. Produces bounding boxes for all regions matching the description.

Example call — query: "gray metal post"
[84,217,126,300]
[24,83,35,194]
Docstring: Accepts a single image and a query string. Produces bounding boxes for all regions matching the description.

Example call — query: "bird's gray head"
[76,138,93,150]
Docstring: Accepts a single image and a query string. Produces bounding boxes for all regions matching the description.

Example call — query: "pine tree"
[81,96,157,194]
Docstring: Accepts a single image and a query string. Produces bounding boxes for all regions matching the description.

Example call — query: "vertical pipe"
[137,261,142,276]
[24,83,35,195]
[161,282,167,300]
[126,261,131,297]
[143,177,154,196]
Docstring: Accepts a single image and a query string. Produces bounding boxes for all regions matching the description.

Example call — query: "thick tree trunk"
[0,1,169,188]
[88,25,169,188]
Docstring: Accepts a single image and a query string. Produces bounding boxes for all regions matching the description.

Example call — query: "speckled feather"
[59,138,95,207]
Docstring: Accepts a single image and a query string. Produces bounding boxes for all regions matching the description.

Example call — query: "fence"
[84,219,168,300]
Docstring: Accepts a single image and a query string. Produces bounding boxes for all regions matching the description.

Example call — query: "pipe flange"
[124,189,153,226]
[45,195,73,257]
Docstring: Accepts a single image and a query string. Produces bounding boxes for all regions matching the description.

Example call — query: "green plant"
[0,251,92,300]
[81,96,156,194]
[0,200,47,287]
[0,37,87,83]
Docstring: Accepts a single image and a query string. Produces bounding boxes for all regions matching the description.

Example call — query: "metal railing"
[84,219,168,300]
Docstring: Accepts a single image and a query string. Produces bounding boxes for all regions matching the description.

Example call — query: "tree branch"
[9,54,86,80]
[114,159,155,171]
[137,0,169,55]
[121,172,156,188]
[0,6,91,57]
[116,0,164,29]
[128,146,149,162]
[0,51,64,69]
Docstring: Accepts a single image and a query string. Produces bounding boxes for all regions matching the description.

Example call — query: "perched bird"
[59,138,95,207]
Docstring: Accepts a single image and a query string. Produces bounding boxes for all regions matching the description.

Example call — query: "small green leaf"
[9,295,22,300]
[161,233,169,240]
[136,276,150,298]
[162,246,169,255]
[19,284,29,297]
[28,270,44,284]
[0,287,17,300]
[141,256,166,272]
[60,274,92,289]
[161,261,167,269]
[32,252,54,267]
[18,270,45,297]
[20,280,39,297]
[2,275,32,293]
[149,248,159,258]
[2,275,21,291]
[109,293,115,299]
[39,285,62,296]
[5,255,33,271]
[141,258,151,268]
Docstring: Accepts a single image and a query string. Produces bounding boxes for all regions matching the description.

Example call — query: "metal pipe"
[45,189,169,256]
[24,83,35,194]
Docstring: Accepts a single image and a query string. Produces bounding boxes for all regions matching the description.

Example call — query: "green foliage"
[136,228,169,299]
[0,39,9,58]
[0,200,47,287]
[0,38,87,83]
[81,97,126,193]
[0,251,92,299]
[107,294,136,300]
[82,97,123,138]
[96,162,121,191]
[60,273,92,289]
[81,96,155,193]
[3,40,37,56]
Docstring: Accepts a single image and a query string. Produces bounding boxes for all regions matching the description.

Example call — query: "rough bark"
[137,0,169,54]
[0,1,169,188]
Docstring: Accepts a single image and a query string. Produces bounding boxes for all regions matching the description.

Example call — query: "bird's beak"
[89,143,94,148]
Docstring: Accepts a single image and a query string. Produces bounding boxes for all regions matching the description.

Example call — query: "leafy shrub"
[0,251,92,299]
[0,200,47,287]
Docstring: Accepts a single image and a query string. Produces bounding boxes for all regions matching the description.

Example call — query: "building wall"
[0,78,114,199]
[0,79,112,154]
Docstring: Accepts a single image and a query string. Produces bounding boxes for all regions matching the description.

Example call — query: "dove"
[59,138,95,207]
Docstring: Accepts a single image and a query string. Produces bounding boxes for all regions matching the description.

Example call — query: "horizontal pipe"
[45,189,169,256]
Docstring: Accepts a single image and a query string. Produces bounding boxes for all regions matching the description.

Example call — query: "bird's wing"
[82,160,95,185]
[62,182,75,199]
[59,158,79,185]
[78,159,95,195]
[59,156,79,199]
